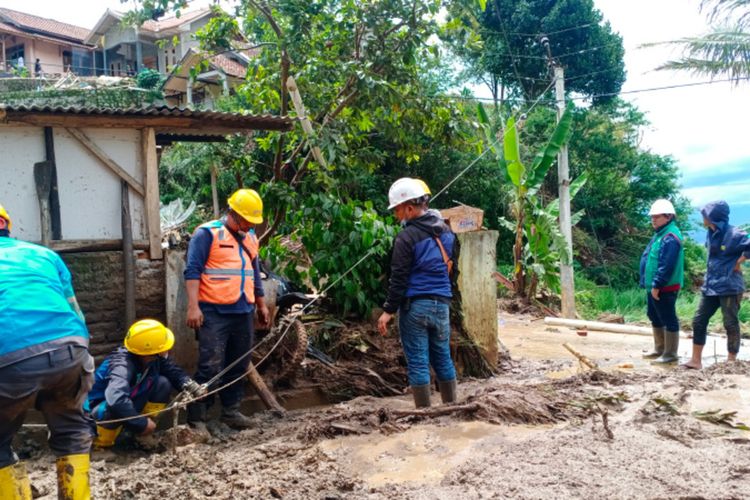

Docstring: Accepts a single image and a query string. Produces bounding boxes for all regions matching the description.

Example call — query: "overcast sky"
[3,0,748,222]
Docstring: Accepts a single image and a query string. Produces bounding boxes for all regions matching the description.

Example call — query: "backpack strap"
[433,236,453,276]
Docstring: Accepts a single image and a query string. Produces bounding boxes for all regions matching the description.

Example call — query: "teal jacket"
[0,235,89,367]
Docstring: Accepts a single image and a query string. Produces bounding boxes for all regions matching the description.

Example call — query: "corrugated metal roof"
[0,103,295,131]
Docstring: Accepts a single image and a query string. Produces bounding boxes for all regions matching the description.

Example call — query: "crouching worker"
[87,319,206,448]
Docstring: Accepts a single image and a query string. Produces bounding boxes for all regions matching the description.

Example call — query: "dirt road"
[18,314,750,499]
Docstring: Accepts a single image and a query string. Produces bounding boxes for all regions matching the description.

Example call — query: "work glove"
[182,379,208,398]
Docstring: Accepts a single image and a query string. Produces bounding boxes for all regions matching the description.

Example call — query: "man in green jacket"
[639,199,685,364]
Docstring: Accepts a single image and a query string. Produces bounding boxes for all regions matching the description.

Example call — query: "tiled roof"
[141,7,213,33]
[210,54,247,78]
[0,7,89,43]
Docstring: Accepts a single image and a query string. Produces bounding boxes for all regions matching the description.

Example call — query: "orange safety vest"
[197,220,258,305]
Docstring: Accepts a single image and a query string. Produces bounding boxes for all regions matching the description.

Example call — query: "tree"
[445,0,626,105]
[652,0,750,83]
[477,101,585,298]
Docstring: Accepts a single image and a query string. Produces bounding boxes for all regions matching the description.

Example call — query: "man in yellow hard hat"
[184,189,270,430]
[86,319,207,448]
[0,203,94,499]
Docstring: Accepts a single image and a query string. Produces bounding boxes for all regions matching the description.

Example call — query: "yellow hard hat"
[227,189,263,224]
[124,319,175,355]
[0,204,11,231]
[414,179,432,196]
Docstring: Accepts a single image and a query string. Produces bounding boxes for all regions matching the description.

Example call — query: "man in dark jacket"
[87,319,206,447]
[684,201,750,369]
[377,178,457,408]
[639,199,684,364]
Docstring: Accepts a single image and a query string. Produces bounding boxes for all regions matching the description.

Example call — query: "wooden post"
[210,165,220,218]
[43,127,62,240]
[121,181,136,326]
[141,128,162,260]
[246,363,286,416]
[286,76,327,168]
[33,161,53,247]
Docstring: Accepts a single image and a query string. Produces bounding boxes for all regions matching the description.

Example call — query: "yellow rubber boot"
[141,401,167,422]
[0,462,32,500]
[92,425,121,448]
[56,454,90,500]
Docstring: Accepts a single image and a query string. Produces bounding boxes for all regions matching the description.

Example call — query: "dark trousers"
[0,346,94,468]
[193,309,254,409]
[646,290,680,332]
[692,294,743,353]
[90,375,172,430]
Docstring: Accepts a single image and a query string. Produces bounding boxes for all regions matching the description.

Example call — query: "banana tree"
[478,101,585,299]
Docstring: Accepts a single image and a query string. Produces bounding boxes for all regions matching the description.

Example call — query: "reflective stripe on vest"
[197,220,258,304]
[645,220,684,289]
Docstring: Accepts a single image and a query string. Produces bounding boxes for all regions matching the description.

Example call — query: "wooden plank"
[47,239,150,253]
[121,181,136,326]
[141,127,162,260]
[7,113,293,132]
[286,76,327,167]
[65,128,145,197]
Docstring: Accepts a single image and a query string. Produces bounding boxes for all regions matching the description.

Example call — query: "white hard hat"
[648,199,676,216]
[387,178,428,210]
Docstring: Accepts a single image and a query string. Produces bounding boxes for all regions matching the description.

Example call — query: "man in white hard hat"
[639,199,684,364]
[377,178,458,408]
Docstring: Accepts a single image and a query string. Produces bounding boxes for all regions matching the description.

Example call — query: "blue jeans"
[398,299,456,386]
[646,290,679,332]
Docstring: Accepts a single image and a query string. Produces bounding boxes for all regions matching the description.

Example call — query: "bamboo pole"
[562,343,599,370]
[544,317,703,339]
[246,363,286,416]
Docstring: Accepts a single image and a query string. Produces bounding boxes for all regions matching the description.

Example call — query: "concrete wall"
[455,230,500,367]
[28,39,64,74]
[0,126,147,242]
[62,250,165,360]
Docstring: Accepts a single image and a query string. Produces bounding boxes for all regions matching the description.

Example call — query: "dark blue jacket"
[86,347,191,432]
[383,212,455,314]
[701,201,750,296]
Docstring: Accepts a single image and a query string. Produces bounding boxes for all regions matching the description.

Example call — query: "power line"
[570,76,750,101]
[482,22,596,38]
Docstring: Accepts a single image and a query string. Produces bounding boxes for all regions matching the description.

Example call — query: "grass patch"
[576,277,750,334]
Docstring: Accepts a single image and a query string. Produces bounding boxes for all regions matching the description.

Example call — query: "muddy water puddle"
[687,374,750,425]
[318,421,556,487]
[498,314,748,376]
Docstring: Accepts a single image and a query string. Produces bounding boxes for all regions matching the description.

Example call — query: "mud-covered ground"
[18,315,750,499]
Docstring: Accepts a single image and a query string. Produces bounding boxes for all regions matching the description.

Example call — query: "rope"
[53,247,381,427]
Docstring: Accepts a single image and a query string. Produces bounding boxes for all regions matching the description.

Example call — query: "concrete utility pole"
[542,37,576,318]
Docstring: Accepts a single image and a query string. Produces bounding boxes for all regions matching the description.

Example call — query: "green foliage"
[478,101,582,296]
[651,1,750,84]
[444,0,626,104]
[261,195,396,317]
[135,68,164,90]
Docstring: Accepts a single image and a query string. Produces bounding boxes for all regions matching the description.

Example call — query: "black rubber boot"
[411,384,432,408]
[438,379,457,404]
[653,331,679,364]
[187,402,208,431]
[643,327,665,359]
[221,404,254,429]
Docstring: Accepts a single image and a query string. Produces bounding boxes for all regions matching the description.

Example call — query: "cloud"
[682,182,750,207]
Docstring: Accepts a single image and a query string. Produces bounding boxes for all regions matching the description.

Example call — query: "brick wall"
[61,251,165,360]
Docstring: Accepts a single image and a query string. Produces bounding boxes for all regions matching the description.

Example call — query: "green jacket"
[640,220,684,290]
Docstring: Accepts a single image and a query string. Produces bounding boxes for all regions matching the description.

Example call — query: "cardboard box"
[439,205,484,233]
